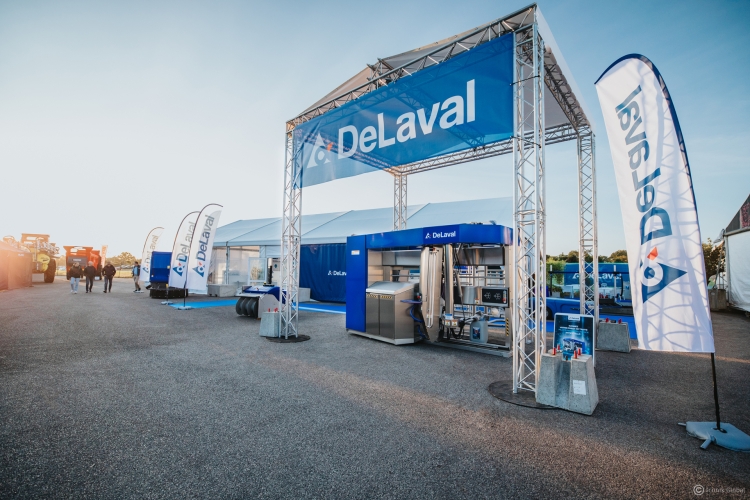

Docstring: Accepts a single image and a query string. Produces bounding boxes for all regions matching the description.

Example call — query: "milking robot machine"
[346,223,513,356]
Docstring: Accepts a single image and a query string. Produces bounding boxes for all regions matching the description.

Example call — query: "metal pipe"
[444,245,454,316]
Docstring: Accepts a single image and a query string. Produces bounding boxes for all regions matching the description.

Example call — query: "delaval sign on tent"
[595,55,714,353]
[186,204,222,293]
[294,34,514,187]
[139,227,164,285]
[168,211,199,289]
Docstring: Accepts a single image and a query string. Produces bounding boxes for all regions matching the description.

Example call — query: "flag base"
[176,306,193,310]
[680,422,750,452]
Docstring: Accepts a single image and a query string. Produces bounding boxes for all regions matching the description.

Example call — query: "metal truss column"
[280,129,302,338]
[512,24,546,394]
[393,173,407,230]
[577,129,599,324]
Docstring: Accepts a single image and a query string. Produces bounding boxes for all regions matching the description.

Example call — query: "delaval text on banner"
[186,205,222,293]
[294,34,514,187]
[595,55,714,353]
[139,227,164,285]
[168,211,199,289]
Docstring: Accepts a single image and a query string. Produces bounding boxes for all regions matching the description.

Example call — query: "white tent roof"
[215,197,513,247]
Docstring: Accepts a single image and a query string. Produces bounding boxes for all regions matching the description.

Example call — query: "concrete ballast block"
[536,353,560,407]
[536,352,598,415]
[259,311,280,337]
[567,354,598,415]
[597,322,631,352]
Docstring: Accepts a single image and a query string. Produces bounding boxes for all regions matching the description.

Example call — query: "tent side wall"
[300,244,347,303]
[726,229,750,312]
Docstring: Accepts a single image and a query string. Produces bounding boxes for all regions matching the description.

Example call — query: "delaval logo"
[309,80,476,163]
[192,261,206,278]
[306,134,335,169]
[615,86,686,302]
[191,215,215,279]
[328,270,346,276]
[172,253,188,277]
[426,230,456,240]
[638,247,686,302]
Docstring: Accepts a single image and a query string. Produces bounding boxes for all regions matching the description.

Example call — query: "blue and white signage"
[294,34,514,187]
[596,55,714,353]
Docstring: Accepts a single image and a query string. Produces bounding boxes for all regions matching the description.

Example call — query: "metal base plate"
[265,334,311,343]
[347,330,416,345]
[488,380,555,409]
[682,421,750,452]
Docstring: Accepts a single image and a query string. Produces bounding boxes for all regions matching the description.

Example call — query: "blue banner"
[294,34,514,187]
[300,244,347,303]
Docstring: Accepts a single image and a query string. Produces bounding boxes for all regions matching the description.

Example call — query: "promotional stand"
[280,4,599,401]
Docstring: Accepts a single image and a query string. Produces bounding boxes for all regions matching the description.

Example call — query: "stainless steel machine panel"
[456,246,505,266]
[364,282,415,342]
[379,295,396,339]
[381,250,422,266]
[366,293,381,336]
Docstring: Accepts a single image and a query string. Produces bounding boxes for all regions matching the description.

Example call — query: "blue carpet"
[168,300,635,336]
[168,299,346,315]
[299,303,346,314]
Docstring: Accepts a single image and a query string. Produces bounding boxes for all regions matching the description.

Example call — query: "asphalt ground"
[1,279,749,499]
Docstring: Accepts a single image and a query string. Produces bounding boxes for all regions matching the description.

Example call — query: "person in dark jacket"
[102,261,117,293]
[83,261,97,293]
[69,262,82,293]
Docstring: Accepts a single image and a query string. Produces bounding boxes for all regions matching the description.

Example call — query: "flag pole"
[710,353,724,432]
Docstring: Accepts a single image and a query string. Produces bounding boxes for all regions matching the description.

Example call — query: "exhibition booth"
[211,197,512,302]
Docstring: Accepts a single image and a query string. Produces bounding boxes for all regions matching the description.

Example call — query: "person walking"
[83,261,97,293]
[69,262,82,293]
[132,261,142,292]
[102,261,116,293]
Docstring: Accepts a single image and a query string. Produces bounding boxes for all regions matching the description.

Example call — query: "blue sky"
[0,0,748,256]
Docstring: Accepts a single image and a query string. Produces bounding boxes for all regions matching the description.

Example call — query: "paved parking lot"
[1,279,749,498]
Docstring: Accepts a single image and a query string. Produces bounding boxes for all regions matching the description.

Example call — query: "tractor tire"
[241,297,253,316]
[236,297,247,316]
[546,307,553,321]
[243,297,258,318]
[44,259,57,283]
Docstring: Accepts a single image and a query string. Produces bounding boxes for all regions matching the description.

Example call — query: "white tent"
[724,194,750,312]
[211,197,512,286]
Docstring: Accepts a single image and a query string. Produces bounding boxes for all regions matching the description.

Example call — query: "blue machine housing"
[346,224,513,332]
[150,251,172,284]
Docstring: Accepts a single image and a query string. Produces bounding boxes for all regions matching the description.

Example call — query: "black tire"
[242,297,253,316]
[247,297,259,318]
[236,297,247,316]
[44,259,56,283]
[546,307,553,321]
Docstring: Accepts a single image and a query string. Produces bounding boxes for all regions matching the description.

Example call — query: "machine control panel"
[481,287,508,306]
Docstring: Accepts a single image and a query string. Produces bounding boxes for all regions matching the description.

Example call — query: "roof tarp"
[725,194,750,235]
[214,197,513,247]
[213,217,280,247]
[296,5,592,134]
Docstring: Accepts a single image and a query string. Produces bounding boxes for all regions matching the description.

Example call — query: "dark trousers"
[104,276,113,292]
[85,276,94,292]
